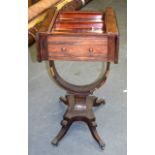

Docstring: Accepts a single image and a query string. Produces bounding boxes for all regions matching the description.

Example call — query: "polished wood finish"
[105,7,118,34]
[36,8,119,150]
[37,8,119,63]
[47,35,108,61]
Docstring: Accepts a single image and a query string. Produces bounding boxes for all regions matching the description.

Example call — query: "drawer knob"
[61,47,66,53]
[89,48,93,56]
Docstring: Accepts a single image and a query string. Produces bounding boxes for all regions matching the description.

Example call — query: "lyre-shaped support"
[49,61,110,150]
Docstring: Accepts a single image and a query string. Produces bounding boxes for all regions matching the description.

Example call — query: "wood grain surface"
[37,9,119,63]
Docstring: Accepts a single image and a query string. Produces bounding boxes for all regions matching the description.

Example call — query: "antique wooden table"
[36,7,119,150]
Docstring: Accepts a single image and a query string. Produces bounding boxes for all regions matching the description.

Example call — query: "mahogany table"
[36,7,119,150]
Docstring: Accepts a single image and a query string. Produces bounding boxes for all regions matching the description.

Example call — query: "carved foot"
[88,122,105,150]
[51,120,71,146]
[59,96,68,105]
[93,98,105,107]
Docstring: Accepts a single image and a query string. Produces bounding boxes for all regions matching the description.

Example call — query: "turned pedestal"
[52,95,106,149]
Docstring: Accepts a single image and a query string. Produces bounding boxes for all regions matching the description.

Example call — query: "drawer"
[47,35,108,59]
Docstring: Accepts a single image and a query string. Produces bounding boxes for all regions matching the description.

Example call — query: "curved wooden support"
[48,60,110,150]
[52,120,72,146]
[49,61,110,95]
[88,125,105,150]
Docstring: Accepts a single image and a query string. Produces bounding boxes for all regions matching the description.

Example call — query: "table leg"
[87,122,105,150]
[51,120,72,146]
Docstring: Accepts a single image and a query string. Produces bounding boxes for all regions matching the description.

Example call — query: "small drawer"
[48,45,108,57]
[47,35,108,59]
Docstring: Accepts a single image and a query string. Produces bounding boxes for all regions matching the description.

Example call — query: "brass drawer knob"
[89,48,93,56]
[61,47,66,53]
